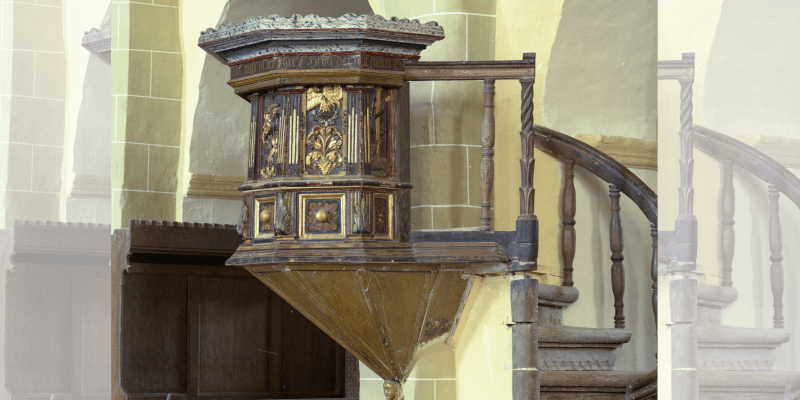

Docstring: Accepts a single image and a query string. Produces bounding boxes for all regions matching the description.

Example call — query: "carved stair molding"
[539,327,632,371]
[699,371,799,399]
[697,326,791,371]
[540,371,652,399]
[533,283,631,372]
[70,173,111,199]
[574,135,657,170]
[186,173,245,199]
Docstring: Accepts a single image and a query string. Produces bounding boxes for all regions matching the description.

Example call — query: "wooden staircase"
[538,285,632,371]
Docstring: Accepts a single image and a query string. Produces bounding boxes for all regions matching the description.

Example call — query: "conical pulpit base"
[228,240,510,382]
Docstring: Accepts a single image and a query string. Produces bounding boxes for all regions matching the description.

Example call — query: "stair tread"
[697,283,738,306]
[539,283,580,306]
[700,370,800,388]
[541,370,651,388]
[540,326,632,345]
[698,326,791,345]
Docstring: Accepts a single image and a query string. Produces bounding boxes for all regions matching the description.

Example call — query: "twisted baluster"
[609,184,625,329]
[519,76,535,216]
[678,78,694,216]
[768,185,784,329]
[512,53,538,273]
[562,160,576,287]
[720,160,735,286]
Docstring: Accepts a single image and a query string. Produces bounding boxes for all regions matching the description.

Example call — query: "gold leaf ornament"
[306,85,343,113]
[260,103,280,178]
[305,126,343,175]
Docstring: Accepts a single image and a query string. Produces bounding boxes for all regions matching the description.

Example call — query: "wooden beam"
[404,60,535,81]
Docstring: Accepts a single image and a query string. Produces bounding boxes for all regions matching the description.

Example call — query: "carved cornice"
[186,173,245,199]
[82,23,111,64]
[71,174,111,199]
[575,135,657,170]
[735,135,800,169]
[198,13,445,65]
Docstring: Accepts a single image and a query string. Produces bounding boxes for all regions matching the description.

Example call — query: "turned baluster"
[651,223,657,328]
[480,79,496,231]
[609,184,625,329]
[768,185,784,329]
[720,160,735,286]
[562,160,576,287]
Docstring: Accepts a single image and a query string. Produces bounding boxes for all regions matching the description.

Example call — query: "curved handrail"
[693,125,800,210]
[533,124,658,224]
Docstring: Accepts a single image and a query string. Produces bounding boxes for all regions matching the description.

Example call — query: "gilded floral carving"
[305,126,343,175]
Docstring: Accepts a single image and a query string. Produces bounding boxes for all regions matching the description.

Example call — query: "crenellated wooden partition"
[3,221,111,400]
[111,220,358,400]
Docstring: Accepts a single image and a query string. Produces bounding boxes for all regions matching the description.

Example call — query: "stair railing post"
[609,184,625,329]
[658,53,700,400]
[650,223,657,329]
[562,160,576,287]
[480,79,496,231]
[511,52,538,400]
[720,159,735,287]
[512,53,538,273]
[768,184,784,329]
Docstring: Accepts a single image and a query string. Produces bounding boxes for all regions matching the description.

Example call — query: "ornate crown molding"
[198,13,445,65]
[82,23,111,64]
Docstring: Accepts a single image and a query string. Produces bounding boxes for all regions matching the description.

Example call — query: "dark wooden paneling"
[121,274,188,393]
[194,277,270,394]
[280,294,345,396]
[5,274,72,394]
[116,221,353,400]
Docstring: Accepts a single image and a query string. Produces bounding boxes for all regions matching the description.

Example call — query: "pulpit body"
[198,14,512,397]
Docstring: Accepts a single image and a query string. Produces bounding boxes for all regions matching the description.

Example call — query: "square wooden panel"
[373,193,393,240]
[299,193,346,240]
[254,196,276,240]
